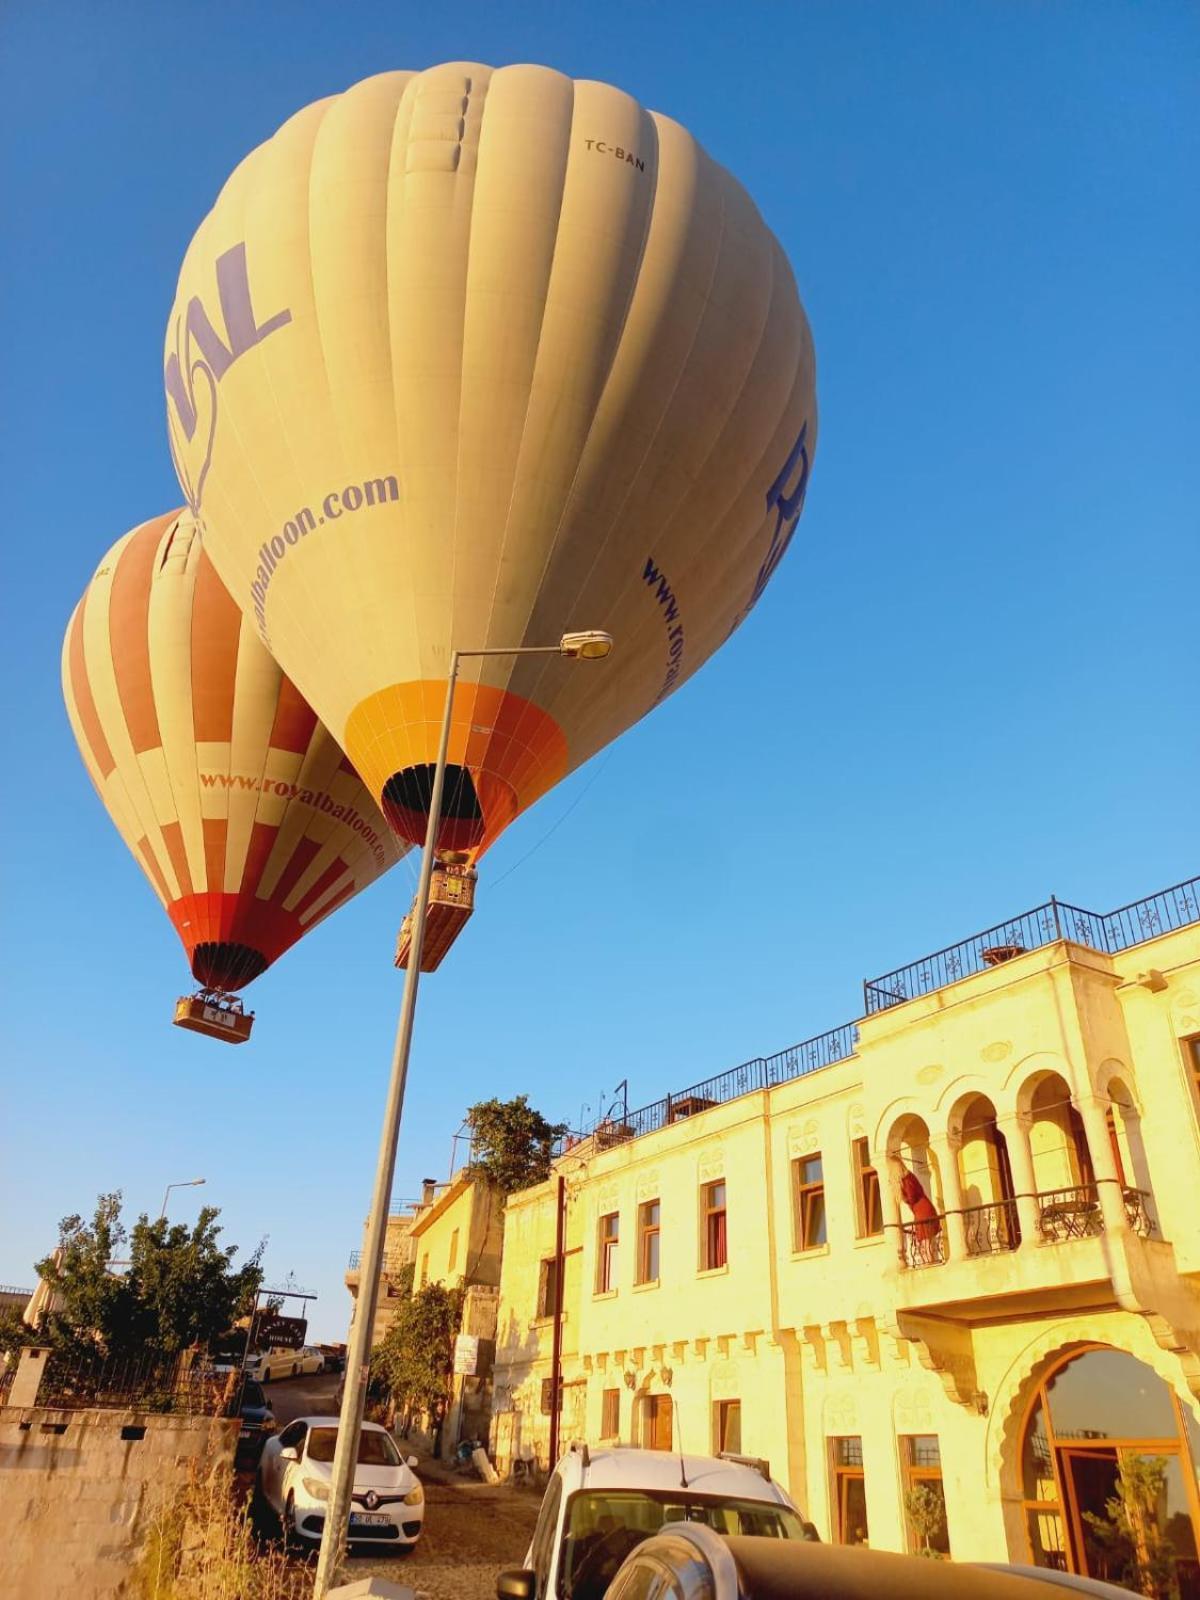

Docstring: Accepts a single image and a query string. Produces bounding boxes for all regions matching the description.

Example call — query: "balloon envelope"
[62,511,404,990]
[165,63,816,858]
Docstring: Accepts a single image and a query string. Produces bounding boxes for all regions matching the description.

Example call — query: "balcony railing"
[1122,1187,1157,1239]
[1036,1184,1104,1242]
[899,1218,946,1268]
[347,1250,411,1275]
[864,876,1199,1014]
[962,1199,1021,1256]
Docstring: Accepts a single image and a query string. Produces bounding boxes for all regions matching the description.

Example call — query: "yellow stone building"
[491,878,1200,1588]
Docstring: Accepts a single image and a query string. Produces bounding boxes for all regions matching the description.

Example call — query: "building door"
[643,1394,673,1452]
[1061,1449,1122,1583]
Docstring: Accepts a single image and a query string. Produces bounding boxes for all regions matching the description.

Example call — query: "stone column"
[880,1157,905,1267]
[930,1137,967,1261]
[1076,1095,1130,1235]
[996,1113,1042,1246]
[9,1346,51,1408]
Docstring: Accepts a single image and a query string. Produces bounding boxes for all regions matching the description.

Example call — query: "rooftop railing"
[863,877,1199,1015]
[546,874,1196,1168]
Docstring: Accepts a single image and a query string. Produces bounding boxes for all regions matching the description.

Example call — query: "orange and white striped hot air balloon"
[62,510,404,1039]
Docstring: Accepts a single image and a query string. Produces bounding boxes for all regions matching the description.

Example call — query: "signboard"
[453,1334,480,1376]
[256,1313,307,1348]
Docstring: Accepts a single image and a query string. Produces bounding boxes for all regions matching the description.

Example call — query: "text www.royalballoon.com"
[248,472,400,641]
[199,772,387,867]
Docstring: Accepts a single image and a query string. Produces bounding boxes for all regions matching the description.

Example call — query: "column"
[880,1158,905,1267]
[930,1136,967,1262]
[1076,1095,1130,1235]
[996,1113,1042,1246]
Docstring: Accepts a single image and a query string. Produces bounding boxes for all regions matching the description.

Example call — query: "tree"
[372,1280,464,1437]
[33,1192,263,1361]
[465,1095,568,1195]
[1082,1455,1179,1599]
[904,1484,948,1559]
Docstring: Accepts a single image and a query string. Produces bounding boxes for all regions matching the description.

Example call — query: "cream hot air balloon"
[164,63,816,893]
[62,511,404,1041]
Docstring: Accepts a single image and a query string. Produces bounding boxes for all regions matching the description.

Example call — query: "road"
[256,1371,540,1600]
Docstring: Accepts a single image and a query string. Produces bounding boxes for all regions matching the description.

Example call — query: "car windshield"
[560,1490,805,1599]
[305,1427,401,1467]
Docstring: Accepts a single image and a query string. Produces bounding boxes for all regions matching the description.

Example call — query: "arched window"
[1020,1346,1200,1595]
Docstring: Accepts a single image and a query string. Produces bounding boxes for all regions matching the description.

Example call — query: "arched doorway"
[956,1094,1020,1255]
[1020,1346,1200,1597]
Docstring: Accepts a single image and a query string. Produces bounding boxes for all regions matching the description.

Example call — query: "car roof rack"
[717,1451,771,1481]
[567,1440,591,1469]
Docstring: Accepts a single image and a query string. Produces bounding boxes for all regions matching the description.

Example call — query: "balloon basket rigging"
[395,860,477,973]
[173,990,254,1044]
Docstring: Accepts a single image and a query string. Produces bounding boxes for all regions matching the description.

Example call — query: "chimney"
[421,1177,437,1207]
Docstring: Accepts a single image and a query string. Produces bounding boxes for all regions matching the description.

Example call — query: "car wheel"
[283,1492,298,1551]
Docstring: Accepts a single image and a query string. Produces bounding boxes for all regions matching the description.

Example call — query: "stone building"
[491,877,1200,1588]
[345,1190,426,1346]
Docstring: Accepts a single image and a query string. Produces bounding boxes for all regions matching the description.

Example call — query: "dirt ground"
[250,1370,541,1599]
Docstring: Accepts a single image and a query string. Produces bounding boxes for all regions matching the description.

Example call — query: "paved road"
[254,1371,540,1599]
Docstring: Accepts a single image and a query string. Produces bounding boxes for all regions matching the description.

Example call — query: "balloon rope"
[487,748,613,893]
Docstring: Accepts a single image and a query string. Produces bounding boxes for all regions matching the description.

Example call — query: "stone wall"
[0,1404,239,1598]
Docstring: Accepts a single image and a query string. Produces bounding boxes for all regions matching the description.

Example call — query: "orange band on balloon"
[344,681,568,858]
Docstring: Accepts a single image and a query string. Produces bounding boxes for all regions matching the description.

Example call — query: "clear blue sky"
[1,1,1195,1339]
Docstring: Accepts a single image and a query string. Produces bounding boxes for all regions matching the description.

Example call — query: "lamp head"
[559,630,613,661]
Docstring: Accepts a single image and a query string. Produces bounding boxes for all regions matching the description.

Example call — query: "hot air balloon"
[164,62,816,923]
[62,511,405,1041]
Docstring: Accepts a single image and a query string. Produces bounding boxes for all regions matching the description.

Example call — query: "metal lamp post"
[314,630,613,1597]
[158,1177,205,1221]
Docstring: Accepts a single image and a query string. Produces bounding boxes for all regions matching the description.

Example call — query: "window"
[539,1375,562,1414]
[537,1257,561,1319]
[854,1137,883,1237]
[1187,1037,1200,1106]
[448,1227,459,1274]
[597,1212,620,1292]
[830,1436,868,1545]
[637,1200,661,1283]
[701,1180,728,1270]
[277,1420,307,1453]
[714,1399,742,1454]
[601,1387,621,1439]
[794,1154,827,1250]
[901,1435,949,1556]
[419,1252,429,1288]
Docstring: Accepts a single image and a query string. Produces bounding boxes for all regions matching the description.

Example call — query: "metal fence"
[559,1022,861,1155]
[863,877,1199,1014]
[35,1350,229,1415]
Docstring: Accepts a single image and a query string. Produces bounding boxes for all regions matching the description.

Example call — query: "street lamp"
[314,631,613,1596]
[158,1177,205,1221]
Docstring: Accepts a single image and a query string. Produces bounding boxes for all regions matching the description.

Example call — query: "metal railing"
[1122,1187,1157,1238]
[1036,1184,1104,1243]
[899,1219,946,1268]
[962,1199,1021,1256]
[347,1250,411,1275]
[558,1023,860,1156]
[36,1351,227,1415]
[863,877,1199,1014]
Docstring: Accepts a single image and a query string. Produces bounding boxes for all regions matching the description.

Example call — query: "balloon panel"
[166,64,816,858]
[62,512,404,988]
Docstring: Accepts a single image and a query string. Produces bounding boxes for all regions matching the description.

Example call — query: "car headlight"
[403,1484,424,1506]
[302,1477,330,1502]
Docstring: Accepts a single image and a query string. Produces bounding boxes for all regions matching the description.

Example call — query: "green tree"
[33,1193,263,1361]
[373,1280,464,1434]
[1083,1455,1179,1599]
[904,1484,949,1558]
[465,1094,567,1195]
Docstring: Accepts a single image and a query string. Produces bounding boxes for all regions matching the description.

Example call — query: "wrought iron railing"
[557,1023,860,1157]
[899,1218,946,1268]
[36,1351,225,1415]
[347,1250,411,1274]
[863,876,1199,1014]
[1036,1185,1104,1243]
[962,1199,1021,1256]
[1122,1187,1157,1238]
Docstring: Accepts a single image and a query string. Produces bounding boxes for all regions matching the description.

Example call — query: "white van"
[495,1444,813,1600]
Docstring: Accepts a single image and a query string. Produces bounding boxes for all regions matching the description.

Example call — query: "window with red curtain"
[703,1180,727,1269]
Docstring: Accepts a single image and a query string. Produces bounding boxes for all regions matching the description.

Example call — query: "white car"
[244,1345,309,1382]
[259,1415,424,1549]
[496,1445,812,1600]
[295,1345,326,1376]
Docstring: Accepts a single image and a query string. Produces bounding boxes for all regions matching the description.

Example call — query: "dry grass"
[137,1471,315,1600]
